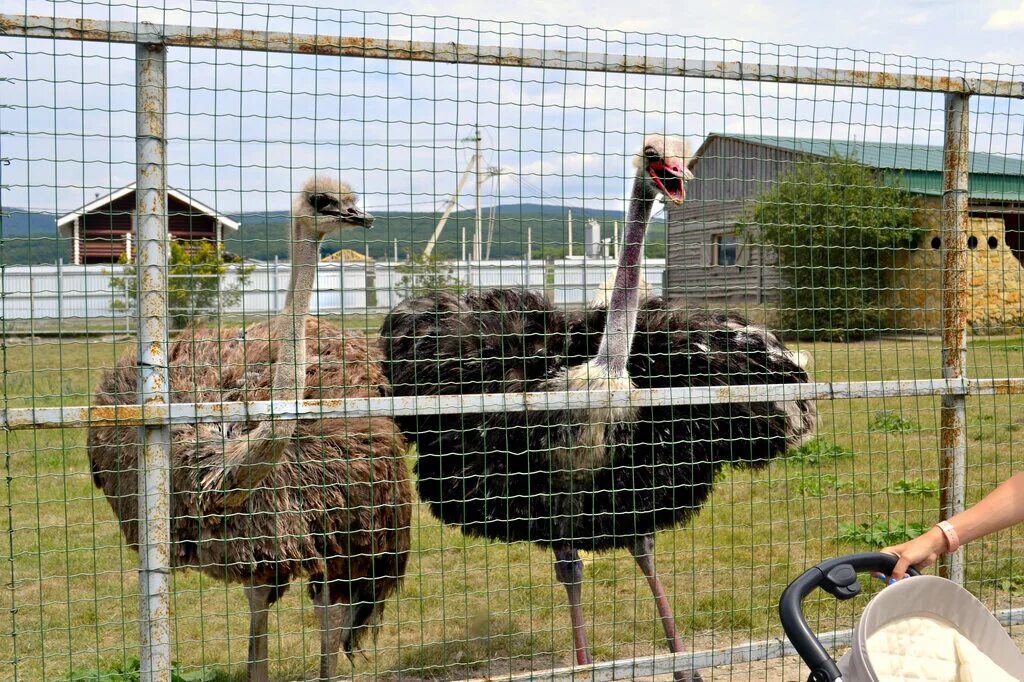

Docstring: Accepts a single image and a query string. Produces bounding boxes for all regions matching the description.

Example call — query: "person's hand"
[878,526,948,581]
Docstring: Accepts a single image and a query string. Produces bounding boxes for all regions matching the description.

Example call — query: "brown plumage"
[87,177,411,681]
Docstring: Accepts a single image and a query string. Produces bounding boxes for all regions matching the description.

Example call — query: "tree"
[110,240,254,330]
[744,155,919,341]
[394,253,468,298]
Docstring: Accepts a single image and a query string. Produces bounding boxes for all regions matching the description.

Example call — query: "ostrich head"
[292,174,374,238]
[634,134,694,205]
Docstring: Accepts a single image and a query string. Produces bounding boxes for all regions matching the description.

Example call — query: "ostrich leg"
[553,545,592,666]
[631,535,704,682]
[244,584,273,682]
[312,578,352,681]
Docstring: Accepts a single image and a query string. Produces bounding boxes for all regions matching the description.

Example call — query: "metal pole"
[56,258,63,323]
[7,14,1023,97]
[567,209,573,258]
[135,41,172,682]
[938,92,970,585]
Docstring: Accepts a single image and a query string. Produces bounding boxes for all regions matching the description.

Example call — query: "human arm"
[882,471,1024,580]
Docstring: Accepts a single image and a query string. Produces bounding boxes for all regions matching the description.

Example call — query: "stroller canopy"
[838,575,1024,681]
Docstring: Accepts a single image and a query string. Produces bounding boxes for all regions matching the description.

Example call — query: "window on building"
[713,234,738,266]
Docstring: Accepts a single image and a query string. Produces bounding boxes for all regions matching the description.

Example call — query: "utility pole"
[566,209,574,258]
[423,153,476,258]
[473,129,482,261]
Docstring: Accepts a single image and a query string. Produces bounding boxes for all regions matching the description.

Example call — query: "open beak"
[648,160,692,205]
[342,205,375,228]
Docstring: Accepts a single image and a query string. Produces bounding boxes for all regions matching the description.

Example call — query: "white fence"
[0,259,666,320]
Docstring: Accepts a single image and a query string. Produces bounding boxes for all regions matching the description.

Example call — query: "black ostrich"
[379,135,816,680]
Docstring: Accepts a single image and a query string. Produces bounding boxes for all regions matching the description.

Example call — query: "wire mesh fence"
[2,2,1024,681]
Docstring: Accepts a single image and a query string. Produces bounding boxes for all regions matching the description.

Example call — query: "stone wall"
[886,197,1024,331]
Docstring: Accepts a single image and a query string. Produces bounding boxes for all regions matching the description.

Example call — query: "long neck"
[272,215,319,403]
[593,169,656,375]
[200,214,323,507]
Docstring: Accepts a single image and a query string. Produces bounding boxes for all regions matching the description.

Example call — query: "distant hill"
[3,209,58,236]
[230,203,665,262]
[2,203,666,265]
[1,209,69,264]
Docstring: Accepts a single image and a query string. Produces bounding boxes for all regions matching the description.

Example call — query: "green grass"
[53,658,226,682]
[3,333,1024,681]
[784,474,857,498]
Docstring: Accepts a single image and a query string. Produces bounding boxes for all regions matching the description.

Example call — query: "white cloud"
[984,1,1024,29]
[2,0,1023,216]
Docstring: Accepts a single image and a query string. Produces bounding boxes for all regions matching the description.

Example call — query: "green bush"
[784,437,854,465]
[870,409,919,433]
[744,155,919,341]
[110,240,254,330]
[395,253,468,298]
[839,514,926,548]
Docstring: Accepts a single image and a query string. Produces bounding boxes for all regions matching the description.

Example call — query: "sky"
[1,0,1023,218]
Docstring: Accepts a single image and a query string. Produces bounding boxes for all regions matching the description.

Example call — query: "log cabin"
[56,184,240,264]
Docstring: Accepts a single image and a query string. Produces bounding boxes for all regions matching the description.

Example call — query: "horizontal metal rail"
[465,606,1024,681]
[2,14,1023,97]
[4,377,1024,431]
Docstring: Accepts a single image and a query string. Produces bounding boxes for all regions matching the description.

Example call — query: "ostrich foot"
[553,546,592,667]
[631,536,704,682]
[244,584,273,682]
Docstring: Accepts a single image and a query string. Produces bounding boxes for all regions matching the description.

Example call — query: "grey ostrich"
[380,135,815,681]
[88,176,412,682]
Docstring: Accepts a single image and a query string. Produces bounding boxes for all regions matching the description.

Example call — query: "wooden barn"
[56,184,240,264]
[665,134,1024,313]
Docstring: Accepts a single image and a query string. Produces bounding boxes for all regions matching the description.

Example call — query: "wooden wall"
[665,136,801,303]
[76,192,221,263]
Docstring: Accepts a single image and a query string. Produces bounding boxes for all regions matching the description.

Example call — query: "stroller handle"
[778,552,921,682]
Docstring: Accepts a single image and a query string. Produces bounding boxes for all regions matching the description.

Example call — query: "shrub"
[744,155,919,341]
[395,253,468,298]
[870,409,918,433]
[839,514,926,548]
[886,479,939,496]
[785,437,854,465]
[110,240,254,330]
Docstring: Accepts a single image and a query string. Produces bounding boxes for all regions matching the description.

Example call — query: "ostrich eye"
[310,193,340,214]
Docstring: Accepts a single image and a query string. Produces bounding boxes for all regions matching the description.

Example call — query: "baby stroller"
[779,552,1024,681]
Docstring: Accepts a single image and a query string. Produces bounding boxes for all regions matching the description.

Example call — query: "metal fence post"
[135,40,172,682]
[939,92,970,584]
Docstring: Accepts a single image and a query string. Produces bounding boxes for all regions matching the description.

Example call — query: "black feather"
[379,289,815,552]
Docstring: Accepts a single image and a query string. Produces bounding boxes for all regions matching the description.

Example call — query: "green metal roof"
[713,134,1024,201]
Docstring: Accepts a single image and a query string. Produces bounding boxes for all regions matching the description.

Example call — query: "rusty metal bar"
[5,377,1024,432]
[135,41,172,682]
[2,13,1024,97]
[938,92,970,585]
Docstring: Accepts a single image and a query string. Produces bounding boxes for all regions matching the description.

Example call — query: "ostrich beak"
[648,160,691,205]
[342,205,375,228]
